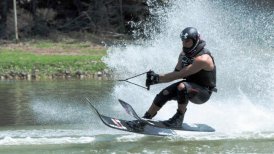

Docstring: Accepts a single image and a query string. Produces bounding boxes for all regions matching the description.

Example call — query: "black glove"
[146,70,159,88]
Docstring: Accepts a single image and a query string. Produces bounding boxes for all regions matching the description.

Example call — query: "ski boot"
[162,109,185,129]
[126,120,147,132]
[126,112,156,132]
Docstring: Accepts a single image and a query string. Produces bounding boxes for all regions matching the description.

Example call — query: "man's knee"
[177,83,188,104]
[153,90,171,108]
[177,83,186,91]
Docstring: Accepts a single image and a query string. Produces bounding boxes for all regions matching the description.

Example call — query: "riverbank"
[0,39,111,80]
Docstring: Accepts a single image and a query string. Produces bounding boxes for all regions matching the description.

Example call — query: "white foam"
[0,136,95,146]
[116,134,145,142]
[103,0,274,139]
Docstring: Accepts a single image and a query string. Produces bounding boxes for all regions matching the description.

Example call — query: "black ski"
[86,99,176,136]
[118,99,215,132]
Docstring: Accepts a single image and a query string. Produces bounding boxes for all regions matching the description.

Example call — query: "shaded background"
[1,0,273,40]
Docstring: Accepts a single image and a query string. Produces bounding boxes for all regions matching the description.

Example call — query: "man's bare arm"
[174,53,183,71]
[159,56,208,83]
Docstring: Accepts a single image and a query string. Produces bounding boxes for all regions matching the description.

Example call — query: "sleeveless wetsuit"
[153,41,216,107]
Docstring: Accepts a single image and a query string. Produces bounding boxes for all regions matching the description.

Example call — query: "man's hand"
[146,70,159,88]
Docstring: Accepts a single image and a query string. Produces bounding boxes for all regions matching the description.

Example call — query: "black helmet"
[180,27,199,42]
[180,27,200,57]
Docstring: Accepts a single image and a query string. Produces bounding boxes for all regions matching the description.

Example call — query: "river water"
[0,80,274,153]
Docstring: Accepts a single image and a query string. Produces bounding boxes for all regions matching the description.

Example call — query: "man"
[143,27,217,128]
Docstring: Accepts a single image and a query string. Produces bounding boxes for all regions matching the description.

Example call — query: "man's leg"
[177,83,188,114]
[162,82,188,128]
[143,103,161,119]
[163,82,212,128]
[178,104,187,114]
[143,82,180,119]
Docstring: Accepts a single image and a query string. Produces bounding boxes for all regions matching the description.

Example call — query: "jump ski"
[118,99,215,132]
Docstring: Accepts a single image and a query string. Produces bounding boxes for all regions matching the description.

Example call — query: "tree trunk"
[0,0,8,39]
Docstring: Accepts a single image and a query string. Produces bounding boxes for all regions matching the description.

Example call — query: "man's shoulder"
[195,54,210,62]
[194,54,213,67]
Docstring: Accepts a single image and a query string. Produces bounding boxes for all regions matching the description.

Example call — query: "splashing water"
[103,0,274,136]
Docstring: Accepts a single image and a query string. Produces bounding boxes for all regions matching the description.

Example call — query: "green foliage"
[0,49,107,76]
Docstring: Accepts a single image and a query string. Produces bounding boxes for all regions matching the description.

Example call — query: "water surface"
[0,80,274,153]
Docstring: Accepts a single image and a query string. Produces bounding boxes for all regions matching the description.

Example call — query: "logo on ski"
[111,118,127,130]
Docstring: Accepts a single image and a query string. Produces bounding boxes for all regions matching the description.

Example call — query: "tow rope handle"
[118,71,150,90]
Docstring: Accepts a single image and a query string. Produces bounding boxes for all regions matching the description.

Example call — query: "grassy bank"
[0,40,109,80]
